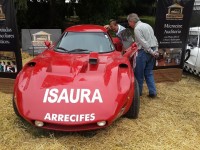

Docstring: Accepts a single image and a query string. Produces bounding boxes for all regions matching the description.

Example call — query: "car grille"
[38,122,108,131]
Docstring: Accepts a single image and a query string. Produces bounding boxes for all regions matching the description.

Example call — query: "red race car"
[13,25,139,131]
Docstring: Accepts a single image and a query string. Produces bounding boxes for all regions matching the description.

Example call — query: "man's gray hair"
[127,13,140,23]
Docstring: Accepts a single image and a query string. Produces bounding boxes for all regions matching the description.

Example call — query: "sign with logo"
[22,29,61,56]
[155,0,195,68]
[0,0,22,78]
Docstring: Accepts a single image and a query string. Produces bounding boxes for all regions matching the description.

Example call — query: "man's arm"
[134,28,158,57]
[104,25,111,30]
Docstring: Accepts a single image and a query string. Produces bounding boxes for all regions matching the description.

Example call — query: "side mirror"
[44,41,51,48]
[188,43,194,49]
[114,43,123,52]
[112,37,122,52]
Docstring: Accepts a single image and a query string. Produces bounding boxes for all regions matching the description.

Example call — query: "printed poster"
[22,29,61,56]
[0,0,22,78]
[154,0,195,68]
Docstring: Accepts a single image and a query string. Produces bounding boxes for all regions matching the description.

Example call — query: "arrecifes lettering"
[44,113,95,122]
[43,88,103,103]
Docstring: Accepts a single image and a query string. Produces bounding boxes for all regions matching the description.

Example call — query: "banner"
[154,0,195,69]
[22,29,61,56]
[0,0,22,78]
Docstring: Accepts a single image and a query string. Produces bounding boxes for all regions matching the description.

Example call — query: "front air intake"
[119,63,128,68]
[89,58,98,65]
[27,62,36,67]
[89,52,99,65]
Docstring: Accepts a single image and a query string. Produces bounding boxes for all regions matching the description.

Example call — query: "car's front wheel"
[125,79,140,119]
[12,96,23,119]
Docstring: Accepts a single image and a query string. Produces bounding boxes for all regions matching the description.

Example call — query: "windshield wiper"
[68,49,91,53]
[56,47,69,52]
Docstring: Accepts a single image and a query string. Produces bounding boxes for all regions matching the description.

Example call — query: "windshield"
[55,32,115,53]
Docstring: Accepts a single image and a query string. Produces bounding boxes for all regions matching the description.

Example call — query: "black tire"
[13,96,31,127]
[12,96,22,118]
[125,79,140,119]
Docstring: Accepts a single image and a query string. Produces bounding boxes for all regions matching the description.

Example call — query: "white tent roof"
[194,0,200,10]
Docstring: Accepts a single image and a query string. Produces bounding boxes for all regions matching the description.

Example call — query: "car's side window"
[188,34,198,47]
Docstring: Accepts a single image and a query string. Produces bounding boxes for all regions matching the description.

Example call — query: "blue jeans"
[134,49,157,96]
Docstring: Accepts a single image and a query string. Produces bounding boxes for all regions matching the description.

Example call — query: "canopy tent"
[190,11,200,27]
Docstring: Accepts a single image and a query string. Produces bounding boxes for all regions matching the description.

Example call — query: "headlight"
[34,121,44,127]
[97,121,106,127]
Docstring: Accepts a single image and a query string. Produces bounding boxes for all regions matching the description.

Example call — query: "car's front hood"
[15,50,134,125]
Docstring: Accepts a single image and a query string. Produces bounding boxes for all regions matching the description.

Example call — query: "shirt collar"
[116,24,121,34]
[135,21,142,28]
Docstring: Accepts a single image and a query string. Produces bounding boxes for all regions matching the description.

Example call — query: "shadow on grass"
[182,70,200,80]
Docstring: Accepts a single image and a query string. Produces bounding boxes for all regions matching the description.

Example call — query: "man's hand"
[149,49,159,58]
[104,25,110,30]
[153,51,159,58]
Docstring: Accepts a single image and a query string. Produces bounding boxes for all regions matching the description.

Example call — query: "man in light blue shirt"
[127,13,158,98]
[105,19,135,49]
[104,19,126,37]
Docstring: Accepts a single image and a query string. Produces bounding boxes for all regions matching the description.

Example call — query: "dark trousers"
[134,49,157,96]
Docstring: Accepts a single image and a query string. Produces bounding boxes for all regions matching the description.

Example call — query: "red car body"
[13,25,139,131]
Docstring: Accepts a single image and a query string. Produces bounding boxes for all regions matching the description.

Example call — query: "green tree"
[14,0,156,29]
[76,0,124,24]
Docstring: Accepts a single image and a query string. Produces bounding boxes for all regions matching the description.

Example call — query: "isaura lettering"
[43,89,103,103]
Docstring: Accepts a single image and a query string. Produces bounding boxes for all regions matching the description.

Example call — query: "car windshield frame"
[54,31,115,53]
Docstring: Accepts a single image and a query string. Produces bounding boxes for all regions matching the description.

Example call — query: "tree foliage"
[14,0,27,10]
[77,0,124,24]
[15,0,156,30]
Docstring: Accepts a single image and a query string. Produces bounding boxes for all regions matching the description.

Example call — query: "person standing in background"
[127,13,159,98]
[0,62,3,72]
